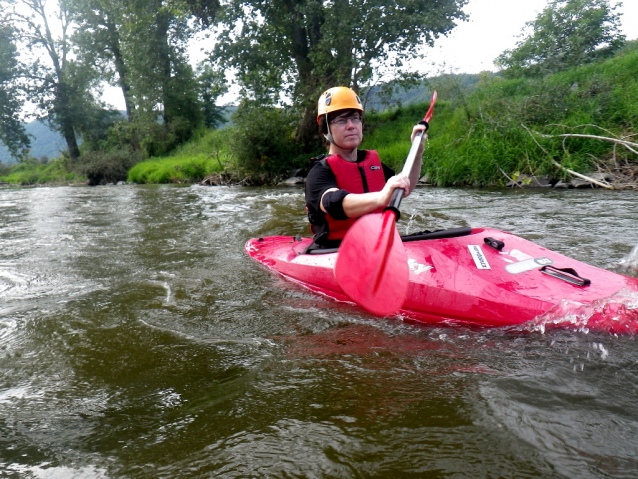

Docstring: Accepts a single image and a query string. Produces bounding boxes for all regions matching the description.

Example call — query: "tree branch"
[522,124,615,190]
[536,131,638,155]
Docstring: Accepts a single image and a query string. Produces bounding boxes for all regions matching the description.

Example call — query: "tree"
[3,0,106,161]
[198,63,228,128]
[70,0,135,119]
[71,0,224,155]
[0,23,30,159]
[213,0,468,148]
[495,0,625,78]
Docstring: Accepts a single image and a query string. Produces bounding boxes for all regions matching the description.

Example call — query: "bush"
[230,103,303,180]
[76,149,143,185]
[105,116,198,159]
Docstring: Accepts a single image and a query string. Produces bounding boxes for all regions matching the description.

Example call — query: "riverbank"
[2,42,637,188]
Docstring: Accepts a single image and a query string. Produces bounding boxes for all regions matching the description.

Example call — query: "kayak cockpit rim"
[304,226,474,255]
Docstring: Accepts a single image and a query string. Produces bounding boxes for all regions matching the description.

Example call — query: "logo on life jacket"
[370,166,380,170]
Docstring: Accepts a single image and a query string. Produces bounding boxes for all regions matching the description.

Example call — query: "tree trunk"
[283,0,324,149]
[55,80,81,161]
[106,18,134,119]
[155,11,173,126]
[61,118,81,161]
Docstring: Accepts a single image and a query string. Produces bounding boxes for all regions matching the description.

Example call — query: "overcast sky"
[102,0,638,108]
[422,0,638,74]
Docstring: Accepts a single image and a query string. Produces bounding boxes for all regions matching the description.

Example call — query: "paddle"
[334,91,438,316]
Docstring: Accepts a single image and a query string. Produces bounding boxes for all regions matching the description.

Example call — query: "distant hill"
[362,73,487,111]
[0,120,66,164]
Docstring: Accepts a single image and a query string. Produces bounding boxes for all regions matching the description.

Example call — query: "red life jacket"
[323,151,386,240]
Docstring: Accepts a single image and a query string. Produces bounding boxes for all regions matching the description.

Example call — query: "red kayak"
[245,227,638,334]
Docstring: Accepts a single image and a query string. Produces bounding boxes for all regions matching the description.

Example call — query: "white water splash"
[592,342,609,360]
[529,288,638,335]
[615,243,638,274]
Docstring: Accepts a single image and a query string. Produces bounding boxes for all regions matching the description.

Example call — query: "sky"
[101,0,638,109]
[421,0,638,74]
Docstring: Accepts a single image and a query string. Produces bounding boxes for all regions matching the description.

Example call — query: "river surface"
[1,184,638,478]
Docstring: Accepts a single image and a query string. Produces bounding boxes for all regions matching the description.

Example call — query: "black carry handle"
[484,237,504,251]
[540,266,591,287]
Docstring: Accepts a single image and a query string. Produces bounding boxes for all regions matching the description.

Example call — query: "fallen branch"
[548,158,614,189]
[522,124,615,190]
[536,132,638,156]
[499,168,522,187]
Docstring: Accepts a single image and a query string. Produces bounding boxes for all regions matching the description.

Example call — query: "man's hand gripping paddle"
[334,91,437,316]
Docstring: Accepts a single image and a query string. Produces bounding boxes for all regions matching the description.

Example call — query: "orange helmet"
[317,87,363,124]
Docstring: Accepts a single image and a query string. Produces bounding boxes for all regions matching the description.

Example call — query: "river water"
[1,184,637,478]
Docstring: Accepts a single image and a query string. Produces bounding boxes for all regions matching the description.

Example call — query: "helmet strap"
[324,113,358,161]
[324,114,335,145]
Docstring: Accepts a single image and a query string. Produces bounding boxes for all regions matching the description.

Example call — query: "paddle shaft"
[334,90,438,316]
[385,91,437,218]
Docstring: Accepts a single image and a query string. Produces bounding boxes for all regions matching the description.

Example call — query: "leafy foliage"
[229,102,303,180]
[213,0,468,147]
[0,157,84,185]
[496,0,625,78]
[0,24,29,158]
[69,0,227,160]
[2,0,109,161]
[198,63,228,128]
[75,148,143,185]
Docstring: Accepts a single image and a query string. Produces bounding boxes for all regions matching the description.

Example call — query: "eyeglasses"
[330,114,363,126]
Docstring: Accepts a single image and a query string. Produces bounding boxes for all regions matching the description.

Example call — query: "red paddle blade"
[424,90,437,124]
[335,211,409,316]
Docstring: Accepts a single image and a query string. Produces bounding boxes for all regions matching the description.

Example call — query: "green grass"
[388,41,638,186]
[361,102,434,173]
[127,128,232,184]
[0,159,84,185]
[135,44,638,187]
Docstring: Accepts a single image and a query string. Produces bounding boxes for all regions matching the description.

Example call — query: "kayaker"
[305,86,427,249]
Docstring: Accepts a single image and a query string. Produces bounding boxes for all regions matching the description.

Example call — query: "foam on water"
[528,288,638,334]
[614,243,638,275]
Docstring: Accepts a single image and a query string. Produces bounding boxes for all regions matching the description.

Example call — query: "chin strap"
[324,114,335,145]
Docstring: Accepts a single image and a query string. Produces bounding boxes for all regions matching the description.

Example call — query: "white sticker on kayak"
[506,257,554,274]
[408,258,433,275]
[505,249,533,262]
[468,245,491,270]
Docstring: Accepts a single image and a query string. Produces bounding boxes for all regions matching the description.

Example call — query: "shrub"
[229,103,303,180]
[76,149,143,185]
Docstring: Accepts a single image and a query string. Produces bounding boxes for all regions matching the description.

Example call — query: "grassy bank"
[420,41,638,186]
[131,39,638,187]
[127,128,230,184]
[0,159,84,186]
[2,41,637,187]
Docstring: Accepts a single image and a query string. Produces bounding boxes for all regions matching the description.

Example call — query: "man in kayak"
[305,86,427,249]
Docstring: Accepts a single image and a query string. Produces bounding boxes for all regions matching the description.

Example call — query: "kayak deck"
[245,228,638,333]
